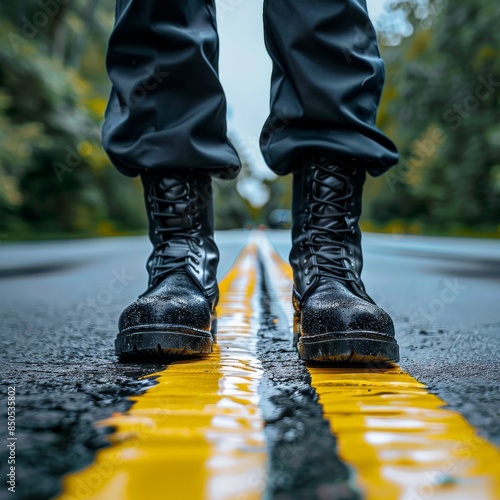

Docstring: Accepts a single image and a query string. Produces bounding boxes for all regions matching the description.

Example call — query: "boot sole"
[116,320,216,359]
[295,329,399,364]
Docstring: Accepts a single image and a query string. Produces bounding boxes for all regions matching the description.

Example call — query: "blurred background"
[0,0,499,240]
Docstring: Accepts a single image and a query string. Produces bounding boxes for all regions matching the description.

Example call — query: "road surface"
[1,230,499,499]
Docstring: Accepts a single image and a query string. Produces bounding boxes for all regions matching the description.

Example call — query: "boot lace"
[147,178,203,286]
[303,163,356,284]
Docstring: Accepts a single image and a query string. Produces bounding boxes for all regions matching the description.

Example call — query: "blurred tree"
[213,177,254,229]
[1,0,499,238]
[369,0,500,232]
[0,1,147,238]
[0,0,260,237]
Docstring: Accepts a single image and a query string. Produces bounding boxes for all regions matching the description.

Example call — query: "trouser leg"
[103,0,241,179]
[260,0,399,176]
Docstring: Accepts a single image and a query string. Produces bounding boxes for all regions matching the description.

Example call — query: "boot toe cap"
[300,294,395,338]
[119,275,212,333]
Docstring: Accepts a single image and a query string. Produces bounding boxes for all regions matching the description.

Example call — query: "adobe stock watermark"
[6,386,17,494]
[7,0,70,53]
[76,268,135,311]
[404,433,485,500]
[52,128,100,183]
[52,63,169,184]
[385,126,446,192]
[233,135,261,166]
[342,22,378,64]
[260,104,297,145]
[58,460,115,500]
[106,65,170,114]
[217,0,249,21]
[443,74,500,130]
[411,278,467,323]
[59,396,163,499]
[386,73,500,192]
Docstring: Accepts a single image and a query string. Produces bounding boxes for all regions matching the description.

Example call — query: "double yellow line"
[59,233,500,500]
[257,233,500,500]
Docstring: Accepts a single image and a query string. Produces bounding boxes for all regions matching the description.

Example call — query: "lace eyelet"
[304,268,309,276]
[306,280,311,286]
[303,258,308,265]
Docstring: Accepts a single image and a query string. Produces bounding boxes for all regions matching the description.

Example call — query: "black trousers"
[103,0,398,179]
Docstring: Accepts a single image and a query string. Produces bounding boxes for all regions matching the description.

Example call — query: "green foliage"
[369,0,500,233]
[1,0,498,238]
[0,3,147,238]
[0,0,257,237]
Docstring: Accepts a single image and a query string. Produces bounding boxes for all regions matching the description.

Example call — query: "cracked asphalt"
[1,230,499,499]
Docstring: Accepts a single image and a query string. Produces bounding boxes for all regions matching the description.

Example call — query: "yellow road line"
[257,233,500,500]
[58,243,266,500]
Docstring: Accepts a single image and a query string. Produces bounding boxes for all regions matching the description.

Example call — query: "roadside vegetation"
[1,0,498,239]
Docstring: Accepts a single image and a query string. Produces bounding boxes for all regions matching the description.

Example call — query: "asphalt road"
[1,230,499,499]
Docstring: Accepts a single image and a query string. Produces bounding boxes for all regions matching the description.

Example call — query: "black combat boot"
[115,172,219,358]
[290,153,399,363]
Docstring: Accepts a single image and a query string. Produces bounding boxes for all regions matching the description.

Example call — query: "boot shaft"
[290,153,370,302]
[141,172,219,303]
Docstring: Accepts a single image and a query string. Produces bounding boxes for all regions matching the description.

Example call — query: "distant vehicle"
[267,209,291,229]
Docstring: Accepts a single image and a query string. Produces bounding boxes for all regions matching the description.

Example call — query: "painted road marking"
[58,243,266,500]
[257,232,500,500]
